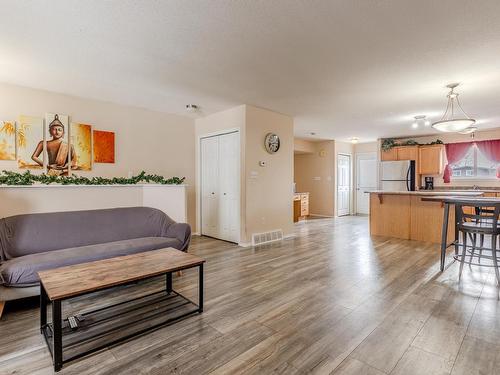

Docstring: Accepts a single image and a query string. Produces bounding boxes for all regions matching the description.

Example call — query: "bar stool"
[455,202,500,284]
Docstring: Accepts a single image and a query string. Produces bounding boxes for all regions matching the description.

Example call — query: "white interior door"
[201,136,219,238]
[337,154,351,216]
[218,132,240,243]
[356,152,377,214]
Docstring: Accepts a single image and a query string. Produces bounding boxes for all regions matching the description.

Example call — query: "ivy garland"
[382,138,443,151]
[0,170,185,186]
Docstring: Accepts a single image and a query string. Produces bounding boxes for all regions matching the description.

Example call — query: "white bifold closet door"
[201,131,240,243]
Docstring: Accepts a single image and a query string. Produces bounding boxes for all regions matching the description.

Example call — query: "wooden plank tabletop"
[38,248,205,301]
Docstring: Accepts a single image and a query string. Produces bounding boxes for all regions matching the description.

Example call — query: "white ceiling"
[2,0,500,142]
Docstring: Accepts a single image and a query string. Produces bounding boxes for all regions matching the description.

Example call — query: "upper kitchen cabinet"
[381,146,418,161]
[381,147,398,161]
[418,145,444,175]
[396,146,419,161]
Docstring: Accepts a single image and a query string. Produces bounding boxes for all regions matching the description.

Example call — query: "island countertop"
[367,190,484,196]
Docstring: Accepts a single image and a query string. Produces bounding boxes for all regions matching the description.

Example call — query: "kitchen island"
[368,191,483,244]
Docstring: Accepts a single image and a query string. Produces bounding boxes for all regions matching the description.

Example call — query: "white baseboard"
[192,232,201,236]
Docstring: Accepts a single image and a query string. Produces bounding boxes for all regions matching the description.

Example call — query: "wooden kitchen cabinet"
[418,145,444,175]
[381,147,398,161]
[381,146,419,161]
[396,146,419,161]
[293,192,309,221]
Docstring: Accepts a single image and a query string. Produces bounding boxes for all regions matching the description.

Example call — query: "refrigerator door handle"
[406,166,410,191]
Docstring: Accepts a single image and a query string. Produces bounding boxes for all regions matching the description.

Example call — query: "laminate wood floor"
[1,216,499,375]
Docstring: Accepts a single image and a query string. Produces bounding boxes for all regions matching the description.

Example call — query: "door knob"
[211,192,215,195]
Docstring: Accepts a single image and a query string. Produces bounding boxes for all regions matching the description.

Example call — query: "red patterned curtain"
[475,139,500,178]
[443,142,473,183]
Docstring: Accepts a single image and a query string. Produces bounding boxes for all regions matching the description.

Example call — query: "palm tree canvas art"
[0,121,16,160]
[17,115,43,169]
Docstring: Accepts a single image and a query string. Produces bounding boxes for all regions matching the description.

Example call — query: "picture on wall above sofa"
[0,120,16,161]
[17,115,44,169]
[34,113,75,176]
[93,130,115,163]
[71,123,92,171]
[2,112,116,175]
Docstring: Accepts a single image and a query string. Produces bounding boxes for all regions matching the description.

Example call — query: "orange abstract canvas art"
[93,130,115,163]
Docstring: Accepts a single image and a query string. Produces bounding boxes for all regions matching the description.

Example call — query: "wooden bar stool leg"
[459,231,467,281]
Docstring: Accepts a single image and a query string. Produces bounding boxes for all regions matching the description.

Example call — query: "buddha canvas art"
[31,113,76,175]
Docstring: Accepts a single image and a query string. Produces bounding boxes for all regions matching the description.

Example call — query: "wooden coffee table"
[38,248,205,372]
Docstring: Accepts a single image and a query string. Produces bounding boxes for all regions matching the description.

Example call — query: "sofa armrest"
[166,223,191,251]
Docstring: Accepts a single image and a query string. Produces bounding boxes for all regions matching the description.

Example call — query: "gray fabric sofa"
[0,207,191,312]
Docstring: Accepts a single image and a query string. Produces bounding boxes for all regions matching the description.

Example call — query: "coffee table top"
[38,248,205,301]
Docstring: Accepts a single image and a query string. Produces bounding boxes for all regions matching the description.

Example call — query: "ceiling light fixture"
[350,137,359,144]
[432,83,476,132]
[185,104,199,113]
[412,115,430,129]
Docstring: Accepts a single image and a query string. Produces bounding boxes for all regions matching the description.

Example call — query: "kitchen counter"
[367,190,484,196]
[368,191,485,244]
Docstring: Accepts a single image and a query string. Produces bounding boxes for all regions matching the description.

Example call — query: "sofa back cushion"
[0,207,173,260]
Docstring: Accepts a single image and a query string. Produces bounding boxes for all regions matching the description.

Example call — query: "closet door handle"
[223,193,227,196]
[211,192,215,195]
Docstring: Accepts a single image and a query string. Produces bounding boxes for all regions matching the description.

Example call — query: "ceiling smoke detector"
[185,104,199,113]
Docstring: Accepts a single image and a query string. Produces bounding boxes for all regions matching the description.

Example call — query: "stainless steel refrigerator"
[380,160,416,191]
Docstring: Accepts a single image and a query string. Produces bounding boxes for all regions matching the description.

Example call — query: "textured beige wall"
[0,82,196,226]
[354,141,378,153]
[245,105,294,242]
[294,138,315,154]
[294,140,335,217]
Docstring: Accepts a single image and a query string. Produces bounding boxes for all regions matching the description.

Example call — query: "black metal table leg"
[40,284,47,333]
[52,300,63,372]
[440,202,450,271]
[454,205,460,256]
[198,264,204,313]
[166,272,173,294]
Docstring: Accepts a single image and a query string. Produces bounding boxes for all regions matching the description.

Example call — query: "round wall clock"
[264,133,280,154]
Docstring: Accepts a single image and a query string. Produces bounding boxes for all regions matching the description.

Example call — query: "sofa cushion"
[0,237,181,287]
[0,207,175,260]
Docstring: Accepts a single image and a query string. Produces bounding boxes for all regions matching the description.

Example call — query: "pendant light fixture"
[432,83,476,132]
